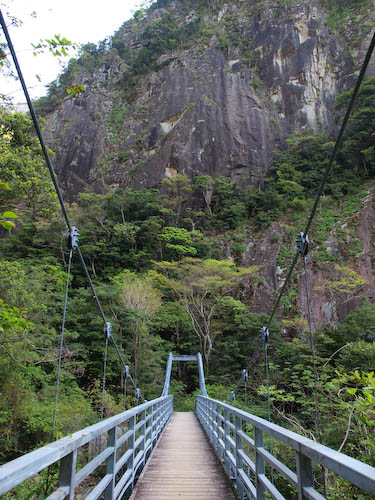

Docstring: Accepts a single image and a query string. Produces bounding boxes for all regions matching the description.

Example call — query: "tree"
[194,175,214,216]
[162,174,192,224]
[154,258,259,370]
[158,226,201,260]
[118,271,162,383]
[336,77,375,178]
[0,108,58,221]
[315,264,367,301]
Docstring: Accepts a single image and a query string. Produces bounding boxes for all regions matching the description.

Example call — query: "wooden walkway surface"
[131,412,237,500]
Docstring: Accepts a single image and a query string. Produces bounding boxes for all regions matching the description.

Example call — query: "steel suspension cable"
[76,247,107,324]
[0,10,72,232]
[101,333,109,420]
[227,30,375,403]
[266,30,375,332]
[52,248,73,439]
[265,338,274,483]
[0,12,147,410]
[303,31,375,238]
[303,255,321,435]
[124,366,129,409]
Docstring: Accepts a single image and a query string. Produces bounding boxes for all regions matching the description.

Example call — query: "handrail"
[0,396,173,499]
[196,395,375,499]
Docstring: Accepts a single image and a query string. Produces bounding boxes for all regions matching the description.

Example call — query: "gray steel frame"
[196,396,375,500]
[0,396,173,499]
[162,352,207,397]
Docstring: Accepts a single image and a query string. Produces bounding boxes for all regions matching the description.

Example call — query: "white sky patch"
[1,0,144,103]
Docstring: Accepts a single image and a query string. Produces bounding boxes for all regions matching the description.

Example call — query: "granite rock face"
[41,1,375,330]
[43,0,374,201]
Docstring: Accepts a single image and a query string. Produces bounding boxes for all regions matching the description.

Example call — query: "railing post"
[296,451,314,500]
[160,399,163,431]
[150,403,154,448]
[208,399,213,442]
[59,450,77,500]
[219,407,224,462]
[141,409,146,465]
[255,427,265,500]
[162,399,166,427]
[210,400,215,445]
[104,426,117,500]
[128,415,135,489]
[224,408,231,477]
[235,416,244,499]
[213,401,218,451]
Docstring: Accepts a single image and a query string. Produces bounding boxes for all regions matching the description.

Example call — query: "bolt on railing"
[196,395,375,500]
[0,396,173,500]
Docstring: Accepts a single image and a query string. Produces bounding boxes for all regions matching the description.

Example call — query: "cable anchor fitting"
[261,327,269,344]
[124,365,130,377]
[242,369,249,382]
[68,226,79,250]
[296,232,309,257]
[105,322,112,339]
[230,391,235,403]
[136,388,141,400]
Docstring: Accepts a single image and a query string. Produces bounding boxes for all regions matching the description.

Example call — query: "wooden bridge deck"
[131,412,237,500]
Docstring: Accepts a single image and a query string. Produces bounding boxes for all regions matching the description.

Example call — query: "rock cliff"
[40,0,375,331]
[43,0,374,200]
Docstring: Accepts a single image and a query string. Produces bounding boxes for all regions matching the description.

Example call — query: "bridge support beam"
[162,352,207,397]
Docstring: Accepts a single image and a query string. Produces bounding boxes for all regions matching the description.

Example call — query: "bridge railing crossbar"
[196,396,375,500]
[0,396,173,500]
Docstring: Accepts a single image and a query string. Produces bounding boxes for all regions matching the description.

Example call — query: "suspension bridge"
[0,353,374,499]
[1,8,375,500]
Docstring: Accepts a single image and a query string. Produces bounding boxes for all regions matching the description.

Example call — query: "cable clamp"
[230,391,235,402]
[68,226,79,250]
[136,388,141,400]
[242,369,249,382]
[105,322,112,339]
[124,365,130,377]
[296,232,309,256]
[261,327,269,344]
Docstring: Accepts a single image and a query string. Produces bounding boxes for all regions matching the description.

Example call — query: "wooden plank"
[131,412,236,500]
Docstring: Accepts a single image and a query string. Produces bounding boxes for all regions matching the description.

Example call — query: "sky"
[1,0,145,104]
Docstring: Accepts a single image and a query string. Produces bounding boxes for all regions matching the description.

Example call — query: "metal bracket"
[136,388,141,400]
[68,226,79,250]
[124,365,130,377]
[230,391,235,403]
[242,369,248,382]
[261,327,269,344]
[105,322,112,339]
[296,232,309,256]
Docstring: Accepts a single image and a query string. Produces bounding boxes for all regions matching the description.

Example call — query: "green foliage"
[154,257,259,369]
[0,108,58,220]
[113,12,201,97]
[336,77,375,177]
[162,174,192,223]
[32,34,76,58]
[159,226,199,258]
[2,19,375,495]
[0,258,96,462]
[33,42,108,113]
[318,0,372,34]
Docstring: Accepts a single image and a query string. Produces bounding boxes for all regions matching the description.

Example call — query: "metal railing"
[0,396,173,499]
[196,395,375,500]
